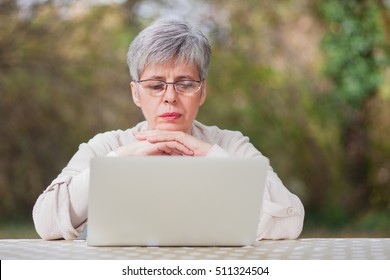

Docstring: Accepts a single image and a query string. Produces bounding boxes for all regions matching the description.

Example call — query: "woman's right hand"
[115,137,194,156]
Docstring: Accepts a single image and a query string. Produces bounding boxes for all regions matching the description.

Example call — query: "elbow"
[32,197,62,240]
[286,217,304,239]
[286,204,305,240]
[34,225,58,241]
[32,190,80,241]
[258,203,305,240]
[32,212,51,240]
[33,217,58,240]
[275,213,305,240]
[283,193,305,239]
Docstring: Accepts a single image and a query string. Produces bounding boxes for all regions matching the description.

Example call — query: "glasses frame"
[135,79,204,96]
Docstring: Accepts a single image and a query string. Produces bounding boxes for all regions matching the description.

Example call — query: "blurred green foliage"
[319,0,390,219]
[322,0,385,107]
[0,0,389,236]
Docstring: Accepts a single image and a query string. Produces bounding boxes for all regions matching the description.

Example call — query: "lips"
[159,112,182,121]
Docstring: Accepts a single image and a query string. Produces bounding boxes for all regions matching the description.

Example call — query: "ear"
[199,80,207,106]
[130,82,141,108]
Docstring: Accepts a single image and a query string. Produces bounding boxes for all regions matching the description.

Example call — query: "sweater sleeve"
[32,130,128,240]
[32,176,81,240]
[256,170,304,240]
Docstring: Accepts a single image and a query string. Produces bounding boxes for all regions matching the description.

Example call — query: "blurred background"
[1,0,389,238]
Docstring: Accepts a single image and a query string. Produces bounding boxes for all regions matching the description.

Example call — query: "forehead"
[140,59,199,79]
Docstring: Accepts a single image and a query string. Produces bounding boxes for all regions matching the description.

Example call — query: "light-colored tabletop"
[1,238,389,260]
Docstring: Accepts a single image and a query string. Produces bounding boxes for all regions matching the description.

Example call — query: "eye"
[146,82,165,91]
[176,81,196,90]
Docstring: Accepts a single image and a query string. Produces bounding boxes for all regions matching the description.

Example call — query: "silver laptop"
[87,156,269,247]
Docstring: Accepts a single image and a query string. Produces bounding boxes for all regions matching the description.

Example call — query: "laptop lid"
[87,156,268,247]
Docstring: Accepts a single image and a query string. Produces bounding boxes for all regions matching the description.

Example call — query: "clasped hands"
[116,130,212,157]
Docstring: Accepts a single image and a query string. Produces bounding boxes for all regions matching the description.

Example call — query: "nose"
[163,83,177,104]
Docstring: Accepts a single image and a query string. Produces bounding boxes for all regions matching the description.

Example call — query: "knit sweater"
[32,120,304,240]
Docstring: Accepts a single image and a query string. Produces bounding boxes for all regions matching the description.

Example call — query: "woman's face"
[130,59,207,134]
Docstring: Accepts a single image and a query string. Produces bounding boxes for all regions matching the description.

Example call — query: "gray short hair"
[127,18,211,81]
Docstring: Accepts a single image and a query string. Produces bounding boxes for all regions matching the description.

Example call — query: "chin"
[156,123,188,133]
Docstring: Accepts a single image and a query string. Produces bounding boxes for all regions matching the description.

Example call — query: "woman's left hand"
[133,130,212,156]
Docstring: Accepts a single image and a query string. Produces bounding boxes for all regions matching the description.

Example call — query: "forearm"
[206,144,230,157]
[67,151,120,228]
[33,151,119,240]
[68,168,90,228]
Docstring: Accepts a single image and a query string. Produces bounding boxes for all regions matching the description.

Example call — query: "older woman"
[33,18,304,240]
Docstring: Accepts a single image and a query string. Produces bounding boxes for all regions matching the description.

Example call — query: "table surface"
[1,238,389,260]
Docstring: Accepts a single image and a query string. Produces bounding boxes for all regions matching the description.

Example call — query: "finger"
[134,130,184,142]
[133,130,210,156]
[129,141,172,156]
[155,143,173,155]
[160,141,194,156]
[132,130,160,138]
[134,131,193,154]
[145,132,186,146]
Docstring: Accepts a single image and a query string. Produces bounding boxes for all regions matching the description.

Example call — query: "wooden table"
[1,238,389,260]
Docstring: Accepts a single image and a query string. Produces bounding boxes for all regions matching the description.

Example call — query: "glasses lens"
[139,81,166,95]
[174,81,200,94]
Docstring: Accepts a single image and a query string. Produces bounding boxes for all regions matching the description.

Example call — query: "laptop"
[87,156,269,247]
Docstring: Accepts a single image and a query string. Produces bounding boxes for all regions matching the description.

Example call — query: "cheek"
[139,98,160,116]
[185,100,202,116]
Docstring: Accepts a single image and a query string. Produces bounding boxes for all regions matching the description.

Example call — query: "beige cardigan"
[33,120,304,240]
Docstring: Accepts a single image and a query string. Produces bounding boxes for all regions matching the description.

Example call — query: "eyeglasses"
[135,79,203,96]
